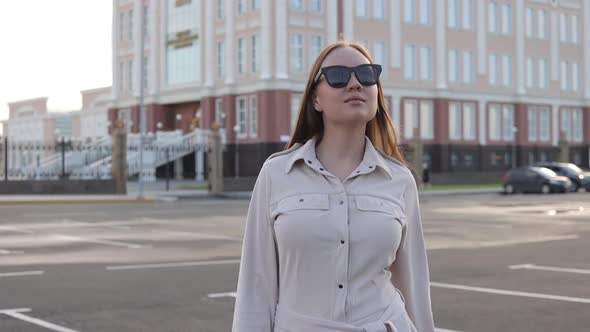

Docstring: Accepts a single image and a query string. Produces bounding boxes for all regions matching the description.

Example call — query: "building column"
[515,0,526,95]
[112,0,119,100]
[435,0,447,89]
[261,0,271,79]
[133,0,142,97]
[204,0,215,87]
[327,0,338,43]
[552,104,560,146]
[275,0,288,79]
[478,99,487,146]
[477,0,486,75]
[174,158,183,180]
[583,1,590,99]
[390,0,401,68]
[149,0,158,95]
[550,11,560,81]
[342,0,354,40]
[224,0,235,84]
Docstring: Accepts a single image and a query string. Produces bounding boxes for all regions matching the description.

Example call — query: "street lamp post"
[233,124,240,178]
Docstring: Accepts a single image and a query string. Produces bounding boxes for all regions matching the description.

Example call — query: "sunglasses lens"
[324,67,350,88]
[356,65,379,86]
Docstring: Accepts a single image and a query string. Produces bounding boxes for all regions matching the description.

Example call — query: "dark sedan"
[533,162,590,192]
[502,166,572,194]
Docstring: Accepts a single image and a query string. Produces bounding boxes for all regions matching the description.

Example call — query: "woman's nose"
[346,73,362,90]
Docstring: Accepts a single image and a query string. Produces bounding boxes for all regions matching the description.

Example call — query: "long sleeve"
[232,163,279,332]
[390,177,435,332]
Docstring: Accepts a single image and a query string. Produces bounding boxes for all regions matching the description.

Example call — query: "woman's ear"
[313,95,322,112]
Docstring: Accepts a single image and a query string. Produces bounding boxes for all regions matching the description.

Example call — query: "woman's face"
[313,46,379,128]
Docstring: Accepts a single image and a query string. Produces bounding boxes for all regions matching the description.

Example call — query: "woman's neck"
[315,126,366,181]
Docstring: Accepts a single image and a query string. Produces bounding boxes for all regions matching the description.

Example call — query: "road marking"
[0,226,34,234]
[54,234,146,249]
[207,291,237,298]
[0,271,44,278]
[431,282,590,304]
[0,248,24,255]
[509,263,590,275]
[435,329,464,332]
[428,234,580,250]
[150,229,241,241]
[0,308,79,332]
[107,259,241,271]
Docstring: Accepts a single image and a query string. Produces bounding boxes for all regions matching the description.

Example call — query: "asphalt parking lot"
[1,192,589,332]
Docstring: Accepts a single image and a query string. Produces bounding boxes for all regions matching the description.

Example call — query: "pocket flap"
[356,196,404,220]
[276,194,330,213]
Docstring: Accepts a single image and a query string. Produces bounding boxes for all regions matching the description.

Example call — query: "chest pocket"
[271,193,330,220]
[355,195,406,227]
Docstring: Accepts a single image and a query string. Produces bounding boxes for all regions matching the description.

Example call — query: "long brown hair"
[286,40,407,166]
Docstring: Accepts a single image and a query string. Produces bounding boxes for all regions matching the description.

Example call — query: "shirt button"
[299,198,304,202]
[339,200,344,205]
[356,170,361,173]
[340,240,345,244]
[319,168,324,171]
[338,284,343,289]
[307,160,312,164]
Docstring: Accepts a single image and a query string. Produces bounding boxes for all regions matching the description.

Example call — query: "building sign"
[167,30,199,49]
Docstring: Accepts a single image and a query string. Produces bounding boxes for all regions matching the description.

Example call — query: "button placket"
[334,192,351,320]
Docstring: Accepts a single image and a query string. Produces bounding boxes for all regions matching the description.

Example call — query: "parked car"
[533,162,590,192]
[502,166,572,194]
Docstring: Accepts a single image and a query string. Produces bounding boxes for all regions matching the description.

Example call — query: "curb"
[0,198,157,205]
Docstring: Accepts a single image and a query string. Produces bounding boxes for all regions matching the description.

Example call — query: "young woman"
[232,40,435,332]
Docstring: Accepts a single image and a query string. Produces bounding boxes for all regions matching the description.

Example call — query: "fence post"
[208,123,224,195]
[559,131,570,163]
[112,127,128,194]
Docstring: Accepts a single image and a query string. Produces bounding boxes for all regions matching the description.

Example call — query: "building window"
[489,54,498,86]
[290,0,303,10]
[501,4,511,35]
[539,107,550,142]
[128,10,133,41]
[290,33,304,72]
[249,95,258,137]
[403,99,433,140]
[310,0,322,13]
[142,56,148,90]
[215,98,224,128]
[526,58,535,88]
[502,55,511,87]
[310,35,323,62]
[572,63,579,92]
[419,0,429,24]
[291,93,302,133]
[419,47,431,81]
[528,107,538,141]
[252,0,259,11]
[120,13,125,41]
[217,0,224,19]
[119,62,125,92]
[462,0,472,30]
[538,58,547,89]
[560,13,567,42]
[448,0,457,28]
[128,60,133,92]
[462,51,473,83]
[237,37,245,74]
[449,102,476,141]
[217,41,224,79]
[404,0,414,23]
[237,0,245,16]
[142,5,149,39]
[251,34,258,73]
[560,61,568,91]
[374,42,386,77]
[525,7,533,38]
[488,1,497,33]
[537,9,546,39]
[489,104,514,141]
[449,49,458,83]
[356,0,368,17]
[404,45,415,80]
[236,97,247,138]
[571,15,578,44]
[374,0,385,19]
[561,108,584,143]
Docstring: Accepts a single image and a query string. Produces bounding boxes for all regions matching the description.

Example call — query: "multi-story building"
[80,87,112,142]
[110,0,590,179]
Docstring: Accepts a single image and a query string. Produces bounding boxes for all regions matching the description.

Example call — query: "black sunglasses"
[313,64,382,88]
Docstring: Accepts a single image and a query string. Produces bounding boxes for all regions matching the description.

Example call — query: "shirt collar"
[284,135,394,180]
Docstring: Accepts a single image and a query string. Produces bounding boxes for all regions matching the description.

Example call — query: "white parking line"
[435,329,464,332]
[0,248,24,255]
[107,259,241,271]
[207,291,237,298]
[0,226,34,234]
[150,229,241,241]
[0,271,44,278]
[54,234,146,249]
[431,282,590,304]
[0,308,79,332]
[509,263,590,275]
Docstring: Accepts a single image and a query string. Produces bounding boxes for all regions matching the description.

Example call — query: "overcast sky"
[0,1,112,133]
